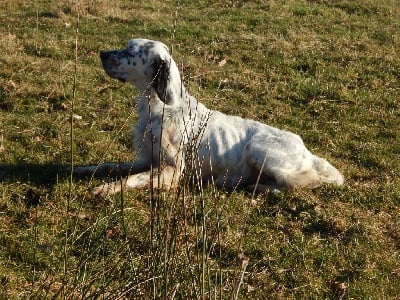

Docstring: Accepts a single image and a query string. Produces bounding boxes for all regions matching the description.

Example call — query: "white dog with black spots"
[75,38,343,196]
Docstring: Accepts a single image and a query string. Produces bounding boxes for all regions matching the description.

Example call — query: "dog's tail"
[275,156,344,188]
[312,156,344,186]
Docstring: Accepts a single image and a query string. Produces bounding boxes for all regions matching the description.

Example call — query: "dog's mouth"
[102,67,127,82]
[116,77,126,83]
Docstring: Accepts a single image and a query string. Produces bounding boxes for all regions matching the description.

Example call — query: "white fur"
[75,39,343,196]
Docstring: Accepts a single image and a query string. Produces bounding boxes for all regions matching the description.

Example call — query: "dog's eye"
[128,44,137,56]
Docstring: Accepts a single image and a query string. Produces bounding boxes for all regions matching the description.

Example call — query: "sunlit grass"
[0,0,399,298]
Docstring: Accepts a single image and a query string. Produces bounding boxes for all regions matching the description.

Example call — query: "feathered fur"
[75,38,343,196]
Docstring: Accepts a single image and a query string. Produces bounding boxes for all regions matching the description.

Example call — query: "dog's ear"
[152,56,172,104]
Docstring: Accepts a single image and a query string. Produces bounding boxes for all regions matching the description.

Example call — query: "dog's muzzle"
[100,51,120,66]
[100,50,110,60]
[100,50,126,82]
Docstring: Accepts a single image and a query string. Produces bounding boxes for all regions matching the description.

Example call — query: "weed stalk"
[64,3,80,296]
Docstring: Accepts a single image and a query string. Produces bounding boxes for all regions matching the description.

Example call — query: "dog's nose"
[100,51,111,61]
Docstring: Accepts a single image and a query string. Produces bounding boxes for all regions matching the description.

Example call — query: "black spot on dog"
[143,43,154,56]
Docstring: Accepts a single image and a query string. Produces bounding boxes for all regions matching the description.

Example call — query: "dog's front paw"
[90,183,120,197]
[90,184,110,197]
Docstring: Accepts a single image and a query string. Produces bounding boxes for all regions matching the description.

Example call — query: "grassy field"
[0,0,399,298]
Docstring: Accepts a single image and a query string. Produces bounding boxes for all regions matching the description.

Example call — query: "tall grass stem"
[64,4,80,297]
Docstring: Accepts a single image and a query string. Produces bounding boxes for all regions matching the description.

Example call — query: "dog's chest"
[134,112,182,150]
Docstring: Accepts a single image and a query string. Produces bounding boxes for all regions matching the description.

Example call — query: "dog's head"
[100,38,180,104]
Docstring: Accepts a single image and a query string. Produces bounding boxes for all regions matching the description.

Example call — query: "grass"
[0,0,399,298]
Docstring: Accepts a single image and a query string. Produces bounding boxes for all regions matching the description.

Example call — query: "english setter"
[75,38,343,196]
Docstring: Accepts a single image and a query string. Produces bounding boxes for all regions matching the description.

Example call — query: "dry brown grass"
[0,0,399,298]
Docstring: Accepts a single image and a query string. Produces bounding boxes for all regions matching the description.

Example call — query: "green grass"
[1,0,399,298]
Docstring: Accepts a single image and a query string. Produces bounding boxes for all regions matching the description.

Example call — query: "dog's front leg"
[90,165,181,197]
[73,159,149,178]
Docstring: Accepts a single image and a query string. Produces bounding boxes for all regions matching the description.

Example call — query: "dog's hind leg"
[244,135,343,189]
[244,135,320,189]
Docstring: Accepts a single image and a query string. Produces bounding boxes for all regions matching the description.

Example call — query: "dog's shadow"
[0,163,134,186]
[0,163,70,186]
[0,163,137,206]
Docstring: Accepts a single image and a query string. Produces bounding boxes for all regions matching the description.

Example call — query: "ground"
[0,0,399,299]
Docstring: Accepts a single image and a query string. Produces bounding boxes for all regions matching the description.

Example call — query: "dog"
[75,38,343,196]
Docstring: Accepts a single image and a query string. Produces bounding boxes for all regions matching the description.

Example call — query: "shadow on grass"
[0,163,69,186]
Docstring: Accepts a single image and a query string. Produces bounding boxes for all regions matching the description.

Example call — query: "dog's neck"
[135,85,187,118]
[135,60,188,114]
